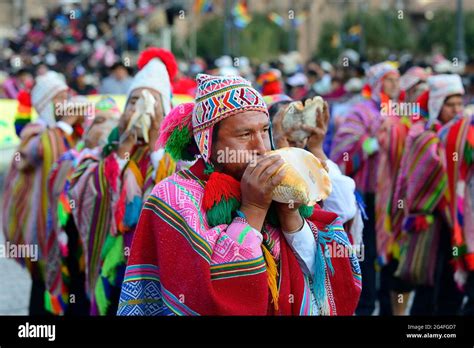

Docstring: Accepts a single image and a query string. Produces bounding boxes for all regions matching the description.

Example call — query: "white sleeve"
[283,220,317,275]
[323,159,357,223]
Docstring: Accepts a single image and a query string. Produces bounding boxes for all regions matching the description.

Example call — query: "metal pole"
[455,0,467,62]
[224,0,231,56]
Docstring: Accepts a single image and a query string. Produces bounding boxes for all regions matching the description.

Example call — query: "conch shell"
[282,96,324,142]
[125,89,156,143]
[269,147,332,206]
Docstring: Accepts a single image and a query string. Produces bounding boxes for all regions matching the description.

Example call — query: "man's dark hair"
[268,100,291,122]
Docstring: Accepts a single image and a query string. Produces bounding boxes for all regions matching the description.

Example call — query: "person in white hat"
[2,70,83,315]
[65,47,179,316]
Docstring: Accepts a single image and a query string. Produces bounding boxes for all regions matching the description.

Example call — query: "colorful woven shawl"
[44,144,96,315]
[117,159,361,316]
[375,117,411,265]
[68,144,176,315]
[394,121,450,285]
[439,115,474,271]
[329,99,383,194]
[2,123,77,280]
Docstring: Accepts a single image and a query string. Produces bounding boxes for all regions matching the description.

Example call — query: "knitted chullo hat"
[427,74,465,123]
[128,47,178,116]
[400,66,431,91]
[363,62,399,103]
[192,73,269,163]
[31,71,68,126]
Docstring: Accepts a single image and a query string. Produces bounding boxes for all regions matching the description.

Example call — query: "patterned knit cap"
[400,66,431,91]
[365,62,399,102]
[192,74,268,162]
[427,74,465,122]
[31,71,68,125]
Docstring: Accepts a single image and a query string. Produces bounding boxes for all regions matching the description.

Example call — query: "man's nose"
[253,132,268,155]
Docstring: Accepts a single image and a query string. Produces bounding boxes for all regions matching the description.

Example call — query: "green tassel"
[266,204,280,227]
[101,127,120,157]
[100,233,116,260]
[207,197,240,226]
[44,291,53,313]
[465,141,474,165]
[57,202,69,227]
[94,276,108,316]
[94,234,125,316]
[204,162,215,175]
[299,204,314,218]
[101,235,125,284]
[165,127,195,161]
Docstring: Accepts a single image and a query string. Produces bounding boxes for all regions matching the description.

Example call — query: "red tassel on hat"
[137,47,178,81]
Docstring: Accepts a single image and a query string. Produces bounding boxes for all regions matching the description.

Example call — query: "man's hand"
[301,101,330,170]
[304,101,329,154]
[117,128,136,159]
[274,201,304,234]
[271,105,299,148]
[240,154,286,231]
[148,112,161,152]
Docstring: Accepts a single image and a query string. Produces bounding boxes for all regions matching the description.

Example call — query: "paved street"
[0,166,31,315]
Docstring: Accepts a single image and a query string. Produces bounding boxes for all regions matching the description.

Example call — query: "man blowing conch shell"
[117,74,361,316]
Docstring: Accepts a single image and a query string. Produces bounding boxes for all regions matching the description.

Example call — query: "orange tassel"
[262,245,279,312]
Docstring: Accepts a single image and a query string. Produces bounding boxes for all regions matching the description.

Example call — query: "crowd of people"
[1,41,473,316]
[1,3,474,317]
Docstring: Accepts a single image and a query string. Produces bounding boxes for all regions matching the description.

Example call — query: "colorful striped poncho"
[329,99,383,194]
[44,144,99,315]
[2,122,79,280]
[439,114,474,272]
[117,159,362,316]
[375,117,411,265]
[393,120,451,286]
[68,143,176,315]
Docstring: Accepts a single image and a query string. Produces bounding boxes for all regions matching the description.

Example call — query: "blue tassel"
[312,225,336,314]
[124,196,143,228]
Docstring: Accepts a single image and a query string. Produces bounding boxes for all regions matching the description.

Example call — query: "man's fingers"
[266,166,286,191]
[272,105,289,132]
[246,154,280,176]
[259,158,285,182]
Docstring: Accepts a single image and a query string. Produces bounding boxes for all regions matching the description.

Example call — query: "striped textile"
[439,115,474,271]
[375,117,411,264]
[117,159,361,316]
[68,144,176,315]
[393,121,449,285]
[2,122,78,281]
[44,145,99,315]
[330,99,383,194]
